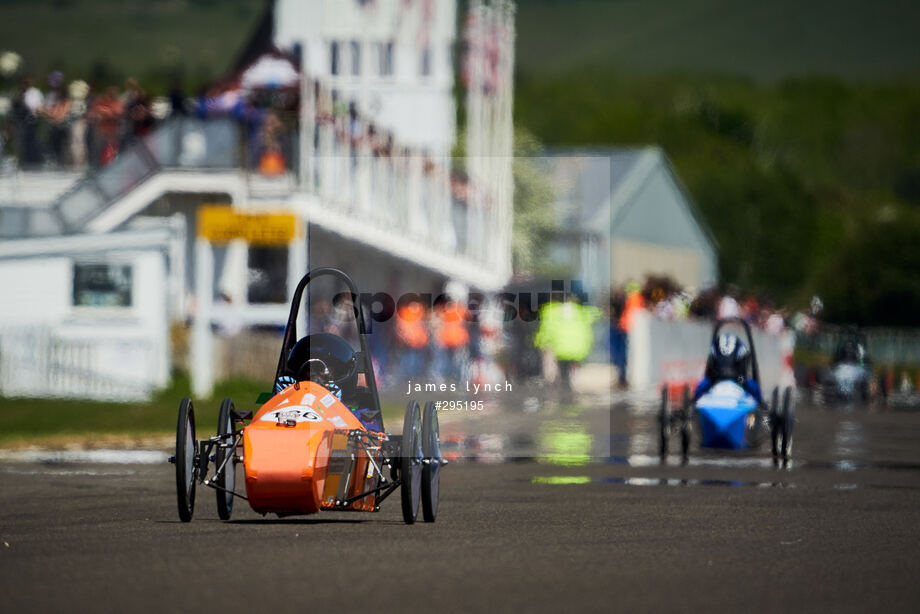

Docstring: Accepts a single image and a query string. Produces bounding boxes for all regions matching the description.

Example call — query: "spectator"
[168,76,187,117]
[43,72,72,166]
[432,283,470,382]
[535,293,601,391]
[509,298,542,381]
[327,292,359,346]
[67,80,89,167]
[258,110,285,175]
[14,77,44,167]
[396,298,429,380]
[717,285,742,319]
[127,89,154,139]
[609,288,628,388]
[690,287,720,319]
[309,300,333,334]
[87,86,124,167]
[619,280,645,334]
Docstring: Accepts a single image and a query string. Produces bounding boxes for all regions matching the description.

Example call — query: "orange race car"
[170,268,443,524]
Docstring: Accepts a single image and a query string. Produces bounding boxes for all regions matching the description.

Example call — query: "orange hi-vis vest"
[397,303,429,349]
[619,291,646,332]
[436,302,470,349]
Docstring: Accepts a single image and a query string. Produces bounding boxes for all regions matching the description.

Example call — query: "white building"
[543,147,719,298]
[0,222,180,400]
[275,0,457,157]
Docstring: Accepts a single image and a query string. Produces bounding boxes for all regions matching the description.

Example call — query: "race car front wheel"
[400,400,423,524]
[658,385,670,458]
[175,397,197,522]
[780,387,795,460]
[215,398,236,521]
[770,387,780,458]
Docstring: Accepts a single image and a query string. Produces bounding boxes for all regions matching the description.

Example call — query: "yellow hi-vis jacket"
[535,301,601,362]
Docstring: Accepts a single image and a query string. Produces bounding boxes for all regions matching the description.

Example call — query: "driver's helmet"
[836,339,865,364]
[709,333,751,381]
[287,332,359,400]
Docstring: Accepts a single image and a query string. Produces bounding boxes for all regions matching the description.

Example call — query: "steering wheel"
[296,358,333,385]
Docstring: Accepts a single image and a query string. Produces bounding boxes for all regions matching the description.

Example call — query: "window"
[376,41,394,76]
[247,247,288,304]
[330,41,340,75]
[420,46,431,77]
[73,263,132,307]
[350,40,361,76]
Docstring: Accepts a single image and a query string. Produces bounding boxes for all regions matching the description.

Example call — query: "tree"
[819,211,920,327]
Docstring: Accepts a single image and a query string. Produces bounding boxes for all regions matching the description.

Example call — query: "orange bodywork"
[243,381,379,516]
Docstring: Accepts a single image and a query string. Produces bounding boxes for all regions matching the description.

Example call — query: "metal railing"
[0,327,162,402]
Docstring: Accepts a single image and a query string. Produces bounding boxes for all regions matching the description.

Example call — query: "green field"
[0,0,260,91]
[516,0,920,81]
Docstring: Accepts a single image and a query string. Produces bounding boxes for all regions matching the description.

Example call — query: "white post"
[288,216,308,335]
[299,47,315,192]
[318,86,334,201]
[220,239,248,305]
[167,212,187,321]
[191,238,214,398]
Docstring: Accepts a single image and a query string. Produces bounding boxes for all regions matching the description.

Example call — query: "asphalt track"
[2,400,920,613]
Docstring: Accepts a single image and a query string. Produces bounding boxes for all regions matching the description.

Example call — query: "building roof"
[542,146,718,252]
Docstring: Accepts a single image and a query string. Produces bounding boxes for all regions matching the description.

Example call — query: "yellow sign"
[197,206,299,245]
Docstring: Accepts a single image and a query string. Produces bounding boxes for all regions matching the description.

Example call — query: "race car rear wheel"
[658,385,670,458]
[421,401,441,523]
[175,397,197,522]
[400,400,423,524]
[216,398,236,521]
[781,387,795,460]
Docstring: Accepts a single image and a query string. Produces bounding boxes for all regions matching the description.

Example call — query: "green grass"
[0,373,406,445]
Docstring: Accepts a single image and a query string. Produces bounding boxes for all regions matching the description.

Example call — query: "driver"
[273,332,385,432]
[694,333,762,403]
[275,333,358,401]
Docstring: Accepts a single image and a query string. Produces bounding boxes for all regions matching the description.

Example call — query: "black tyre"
[400,400,423,524]
[420,401,441,523]
[175,397,197,523]
[679,384,692,458]
[770,387,780,458]
[658,385,669,458]
[781,387,795,459]
[216,398,237,521]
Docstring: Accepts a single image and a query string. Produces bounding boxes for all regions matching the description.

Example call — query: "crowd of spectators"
[1,68,477,207]
[609,274,815,338]
[1,71,170,170]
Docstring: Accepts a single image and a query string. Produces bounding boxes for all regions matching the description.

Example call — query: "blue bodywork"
[696,381,758,449]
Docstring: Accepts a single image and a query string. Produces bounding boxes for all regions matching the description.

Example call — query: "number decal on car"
[261,407,325,423]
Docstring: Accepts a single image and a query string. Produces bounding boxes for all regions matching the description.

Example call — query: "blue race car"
[659,318,794,462]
